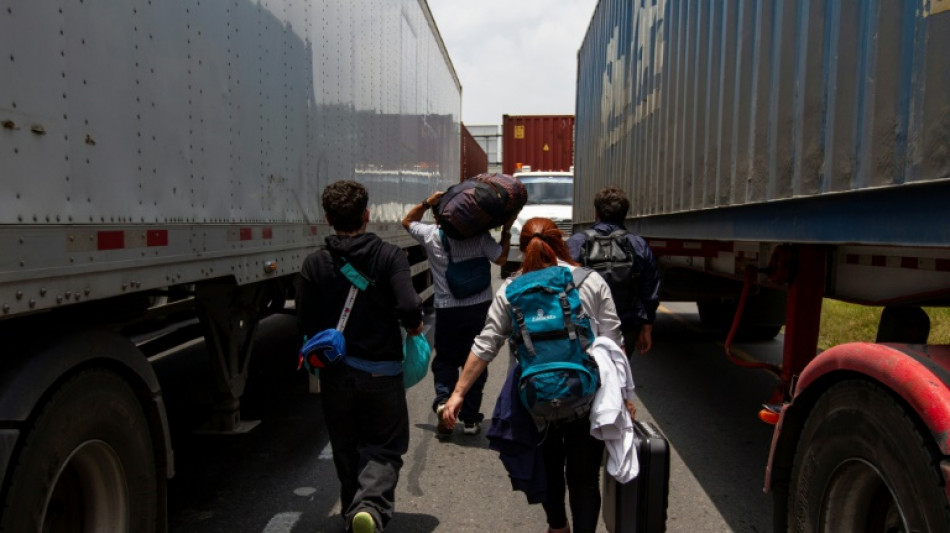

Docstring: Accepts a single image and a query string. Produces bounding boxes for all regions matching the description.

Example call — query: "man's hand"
[402,190,445,230]
[493,214,516,266]
[426,191,445,208]
[405,323,424,336]
[636,324,653,354]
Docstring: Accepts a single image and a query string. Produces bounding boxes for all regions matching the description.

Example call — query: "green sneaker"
[351,511,375,533]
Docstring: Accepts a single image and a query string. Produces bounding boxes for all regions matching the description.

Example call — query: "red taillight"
[758,404,782,425]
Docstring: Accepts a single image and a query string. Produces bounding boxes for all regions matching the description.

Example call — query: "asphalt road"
[157,292,783,532]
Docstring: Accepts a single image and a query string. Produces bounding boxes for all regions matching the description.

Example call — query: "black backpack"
[581,229,638,314]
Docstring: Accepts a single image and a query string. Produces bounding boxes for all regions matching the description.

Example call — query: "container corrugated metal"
[502,115,575,175]
[0,0,460,314]
[461,123,488,180]
[0,0,459,228]
[575,0,950,246]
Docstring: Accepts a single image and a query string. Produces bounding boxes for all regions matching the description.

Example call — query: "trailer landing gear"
[195,279,274,434]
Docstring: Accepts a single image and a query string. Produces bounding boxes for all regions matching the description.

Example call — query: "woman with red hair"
[442,217,628,533]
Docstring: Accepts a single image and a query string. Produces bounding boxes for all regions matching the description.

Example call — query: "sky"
[426,0,599,127]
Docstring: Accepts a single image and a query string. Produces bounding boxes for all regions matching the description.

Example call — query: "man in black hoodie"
[296,180,423,533]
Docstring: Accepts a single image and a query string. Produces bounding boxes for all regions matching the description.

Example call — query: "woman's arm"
[442,353,490,430]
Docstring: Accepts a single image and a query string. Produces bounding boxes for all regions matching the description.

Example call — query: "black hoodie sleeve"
[384,245,423,331]
[295,250,336,339]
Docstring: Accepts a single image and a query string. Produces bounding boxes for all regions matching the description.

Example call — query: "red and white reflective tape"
[96,229,169,250]
[228,227,275,241]
[844,253,950,272]
[67,226,286,252]
[646,239,734,258]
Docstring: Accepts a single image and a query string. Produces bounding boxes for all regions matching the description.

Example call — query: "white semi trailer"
[0,0,459,529]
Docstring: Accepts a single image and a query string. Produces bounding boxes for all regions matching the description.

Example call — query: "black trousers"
[540,416,606,533]
[320,365,409,530]
[431,301,491,423]
[621,319,643,358]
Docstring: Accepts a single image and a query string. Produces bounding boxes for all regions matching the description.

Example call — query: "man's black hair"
[322,180,368,232]
[593,186,630,223]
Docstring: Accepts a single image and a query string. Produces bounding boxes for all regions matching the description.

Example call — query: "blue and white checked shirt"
[408,222,502,309]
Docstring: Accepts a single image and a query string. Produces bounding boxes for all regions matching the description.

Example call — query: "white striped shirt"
[408,222,502,308]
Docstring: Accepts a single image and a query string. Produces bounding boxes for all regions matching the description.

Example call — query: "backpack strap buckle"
[512,306,537,357]
[558,291,576,340]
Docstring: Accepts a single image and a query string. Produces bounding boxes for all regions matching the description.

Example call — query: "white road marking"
[261,512,301,533]
[294,486,317,497]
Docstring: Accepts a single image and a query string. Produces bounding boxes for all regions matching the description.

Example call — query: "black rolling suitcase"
[602,420,670,533]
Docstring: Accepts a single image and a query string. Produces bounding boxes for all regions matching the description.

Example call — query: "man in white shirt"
[402,192,514,438]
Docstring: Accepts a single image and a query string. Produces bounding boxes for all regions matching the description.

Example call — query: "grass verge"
[818,300,950,351]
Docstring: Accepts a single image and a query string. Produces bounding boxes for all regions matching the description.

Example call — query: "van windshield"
[520,177,573,205]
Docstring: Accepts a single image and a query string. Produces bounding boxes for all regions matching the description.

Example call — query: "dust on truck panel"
[0,0,461,314]
[575,0,950,246]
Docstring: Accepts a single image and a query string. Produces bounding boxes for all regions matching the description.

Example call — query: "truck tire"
[697,297,783,341]
[1,369,159,532]
[696,298,732,329]
[786,379,950,533]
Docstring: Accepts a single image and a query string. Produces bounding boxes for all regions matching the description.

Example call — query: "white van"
[502,170,574,277]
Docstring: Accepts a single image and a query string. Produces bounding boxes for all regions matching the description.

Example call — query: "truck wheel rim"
[43,440,129,532]
[822,458,905,533]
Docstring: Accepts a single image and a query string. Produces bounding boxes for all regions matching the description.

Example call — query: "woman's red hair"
[519,217,578,273]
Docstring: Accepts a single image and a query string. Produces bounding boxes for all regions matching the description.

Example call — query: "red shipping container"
[460,124,488,181]
[502,114,574,176]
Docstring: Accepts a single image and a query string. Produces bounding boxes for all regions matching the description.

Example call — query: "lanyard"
[336,284,359,331]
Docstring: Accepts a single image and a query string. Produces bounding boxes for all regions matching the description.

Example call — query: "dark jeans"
[320,365,409,531]
[540,416,606,533]
[432,301,491,423]
[621,319,643,358]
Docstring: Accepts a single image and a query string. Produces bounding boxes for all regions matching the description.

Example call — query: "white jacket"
[589,337,639,483]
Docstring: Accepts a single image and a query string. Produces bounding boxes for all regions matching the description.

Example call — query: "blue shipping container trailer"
[576,1,950,531]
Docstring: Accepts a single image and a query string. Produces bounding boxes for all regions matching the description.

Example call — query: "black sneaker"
[462,421,481,435]
[435,403,452,439]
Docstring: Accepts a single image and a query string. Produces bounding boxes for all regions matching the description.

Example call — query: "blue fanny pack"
[299,261,371,374]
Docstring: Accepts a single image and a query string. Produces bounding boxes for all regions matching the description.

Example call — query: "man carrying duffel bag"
[402,174,522,439]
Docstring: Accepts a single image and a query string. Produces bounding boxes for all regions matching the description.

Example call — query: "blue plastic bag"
[403,333,431,389]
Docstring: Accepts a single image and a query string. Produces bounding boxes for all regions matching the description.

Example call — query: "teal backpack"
[506,265,600,429]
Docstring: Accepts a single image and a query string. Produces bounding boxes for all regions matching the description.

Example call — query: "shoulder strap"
[563,267,591,336]
[439,229,454,263]
[325,251,372,331]
[572,266,594,288]
[336,285,359,331]
[613,231,637,262]
[339,262,370,290]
